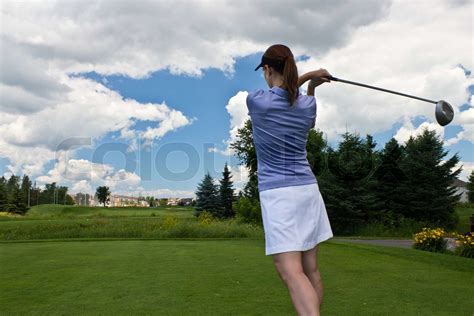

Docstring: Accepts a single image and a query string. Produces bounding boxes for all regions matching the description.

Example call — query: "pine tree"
[398,128,461,228]
[20,175,32,209]
[318,132,383,234]
[374,138,408,224]
[5,175,24,214]
[218,163,235,218]
[467,170,474,203]
[194,172,220,217]
[0,176,7,211]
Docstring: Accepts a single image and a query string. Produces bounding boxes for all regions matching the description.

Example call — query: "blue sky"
[0,1,472,198]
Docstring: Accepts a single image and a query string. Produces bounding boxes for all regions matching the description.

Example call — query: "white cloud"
[35,152,142,194]
[446,95,474,145]
[297,0,473,146]
[452,161,474,182]
[393,119,445,145]
[1,0,472,194]
[1,0,390,78]
[213,91,250,155]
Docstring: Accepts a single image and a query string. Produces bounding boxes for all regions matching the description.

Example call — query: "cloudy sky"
[0,0,472,198]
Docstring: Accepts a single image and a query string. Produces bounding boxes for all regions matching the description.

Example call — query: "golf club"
[325,75,454,126]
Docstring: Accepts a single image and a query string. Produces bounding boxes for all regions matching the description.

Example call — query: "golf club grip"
[325,76,436,104]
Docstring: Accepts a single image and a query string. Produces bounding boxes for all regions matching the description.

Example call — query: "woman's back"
[246,86,317,192]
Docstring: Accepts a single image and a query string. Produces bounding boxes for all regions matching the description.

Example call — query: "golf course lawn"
[1,239,472,315]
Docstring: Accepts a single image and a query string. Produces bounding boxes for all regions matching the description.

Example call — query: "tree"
[5,175,28,214]
[467,171,474,203]
[318,132,383,234]
[0,176,6,211]
[398,128,461,228]
[194,172,220,217]
[373,138,408,224]
[20,175,32,208]
[230,119,259,201]
[65,194,75,205]
[96,186,111,207]
[218,163,235,218]
[306,128,329,177]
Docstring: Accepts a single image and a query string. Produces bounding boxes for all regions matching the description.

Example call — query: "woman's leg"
[302,244,324,308]
[272,251,320,316]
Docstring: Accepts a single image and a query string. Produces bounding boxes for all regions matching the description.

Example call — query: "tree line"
[229,119,473,234]
[0,176,74,215]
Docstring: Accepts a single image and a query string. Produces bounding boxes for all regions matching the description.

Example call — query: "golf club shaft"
[327,76,436,104]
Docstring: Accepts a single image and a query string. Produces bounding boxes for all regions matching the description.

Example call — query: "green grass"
[0,204,471,241]
[0,217,263,240]
[0,239,472,315]
[455,203,473,233]
[3,204,196,220]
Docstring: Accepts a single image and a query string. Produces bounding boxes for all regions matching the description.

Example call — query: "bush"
[234,197,262,226]
[198,210,215,226]
[455,232,474,259]
[163,215,179,229]
[412,227,447,253]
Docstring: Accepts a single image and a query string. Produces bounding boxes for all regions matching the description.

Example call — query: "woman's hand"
[309,68,332,88]
[300,68,332,96]
[297,68,332,89]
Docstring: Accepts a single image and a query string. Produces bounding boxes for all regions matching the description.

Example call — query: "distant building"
[110,195,149,207]
[74,193,97,206]
[178,198,194,206]
[451,178,468,203]
[164,197,195,206]
[167,198,180,206]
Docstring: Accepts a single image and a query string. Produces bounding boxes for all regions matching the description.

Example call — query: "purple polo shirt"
[246,86,317,192]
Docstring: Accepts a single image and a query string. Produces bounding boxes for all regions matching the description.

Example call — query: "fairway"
[1,239,472,315]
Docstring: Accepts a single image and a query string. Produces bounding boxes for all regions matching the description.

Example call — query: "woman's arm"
[297,68,332,95]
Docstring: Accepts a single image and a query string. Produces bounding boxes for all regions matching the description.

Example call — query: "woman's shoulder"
[246,89,268,108]
[247,88,266,99]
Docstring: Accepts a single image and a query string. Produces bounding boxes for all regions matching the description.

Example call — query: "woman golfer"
[247,44,333,316]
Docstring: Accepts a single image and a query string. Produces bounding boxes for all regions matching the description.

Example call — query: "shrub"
[234,197,262,226]
[163,215,179,229]
[455,232,474,259]
[198,210,215,226]
[412,227,447,253]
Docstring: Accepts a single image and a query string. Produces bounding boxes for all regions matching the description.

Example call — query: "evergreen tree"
[467,170,474,203]
[318,132,383,234]
[218,163,235,218]
[0,176,6,211]
[5,175,28,214]
[194,172,220,217]
[20,175,32,208]
[374,138,408,224]
[398,128,461,228]
[96,186,111,207]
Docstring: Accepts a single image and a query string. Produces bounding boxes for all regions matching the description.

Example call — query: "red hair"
[262,44,299,106]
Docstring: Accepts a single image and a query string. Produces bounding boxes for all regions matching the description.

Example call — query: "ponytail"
[283,55,299,106]
[258,44,299,106]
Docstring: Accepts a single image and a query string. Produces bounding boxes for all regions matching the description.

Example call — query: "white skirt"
[259,182,333,256]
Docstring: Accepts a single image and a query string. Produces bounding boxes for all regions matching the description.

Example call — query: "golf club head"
[435,100,454,126]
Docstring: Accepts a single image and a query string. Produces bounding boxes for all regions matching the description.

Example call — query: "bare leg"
[272,251,320,316]
[302,244,324,308]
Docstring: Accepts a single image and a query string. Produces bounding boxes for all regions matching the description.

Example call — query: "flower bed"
[412,228,473,259]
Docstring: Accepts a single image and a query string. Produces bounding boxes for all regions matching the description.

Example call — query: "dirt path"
[331,238,413,249]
